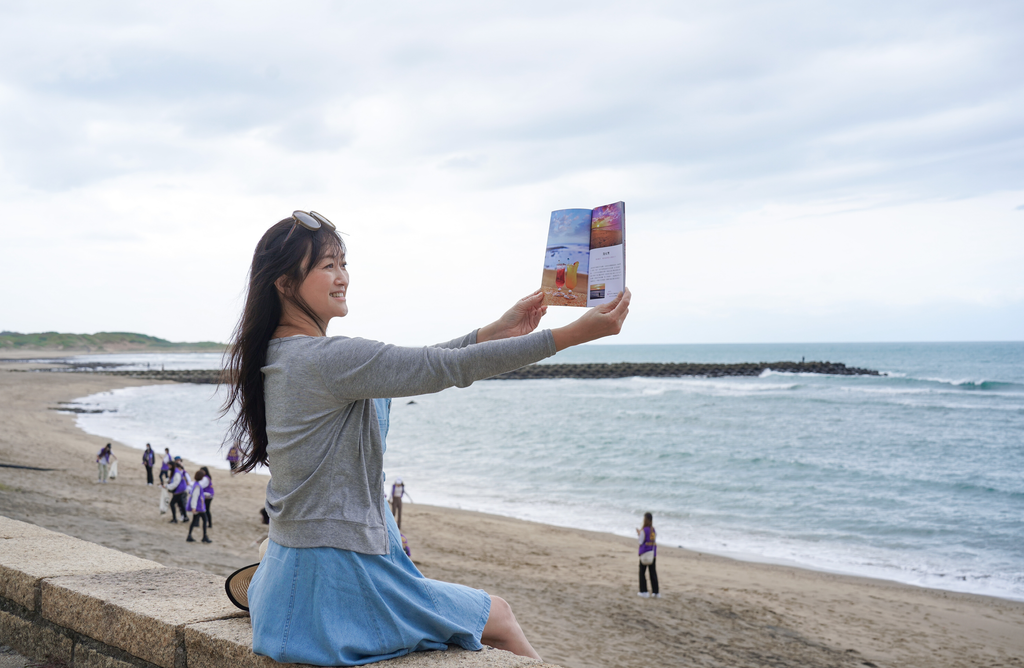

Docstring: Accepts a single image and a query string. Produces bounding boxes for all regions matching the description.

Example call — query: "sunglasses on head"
[282,210,337,245]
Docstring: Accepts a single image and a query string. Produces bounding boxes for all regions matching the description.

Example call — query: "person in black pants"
[637,512,660,598]
[186,469,211,543]
[166,460,189,523]
[199,466,214,528]
[142,444,155,486]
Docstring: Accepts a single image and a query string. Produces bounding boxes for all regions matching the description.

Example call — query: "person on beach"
[226,442,240,471]
[186,469,211,543]
[95,444,113,483]
[223,210,629,665]
[390,477,412,529]
[142,443,155,486]
[637,512,659,598]
[199,466,214,528]
[159,447,172,484]
[165,459,189,523]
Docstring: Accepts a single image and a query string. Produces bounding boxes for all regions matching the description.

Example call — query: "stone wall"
[0,516,557,668]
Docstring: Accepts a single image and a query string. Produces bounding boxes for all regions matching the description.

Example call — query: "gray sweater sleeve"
[317,329,556,402]
[432,330,478,349]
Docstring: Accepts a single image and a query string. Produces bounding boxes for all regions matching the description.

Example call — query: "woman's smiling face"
[296,248,349,323]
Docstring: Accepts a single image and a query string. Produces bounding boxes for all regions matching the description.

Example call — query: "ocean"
[63,342,1024,601]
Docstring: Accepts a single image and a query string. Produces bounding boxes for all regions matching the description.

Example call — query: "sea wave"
[64,343,1024,603]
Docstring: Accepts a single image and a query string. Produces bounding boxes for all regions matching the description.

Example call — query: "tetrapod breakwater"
[490,361,882,380]
[46,360,882,384]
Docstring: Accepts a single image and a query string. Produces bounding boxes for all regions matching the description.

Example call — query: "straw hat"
[224,538,269,611]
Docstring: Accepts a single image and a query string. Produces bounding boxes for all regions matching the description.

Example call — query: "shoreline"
[59,366,1019,605]
[2,357,1023,667]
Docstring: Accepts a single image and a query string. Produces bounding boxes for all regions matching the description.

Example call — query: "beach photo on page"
[541,208,591,307]
[589,202,623,249]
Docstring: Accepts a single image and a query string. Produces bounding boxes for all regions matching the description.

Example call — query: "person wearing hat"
[165,458,189,523]
[389,477,412,529]
[221,212,629,665]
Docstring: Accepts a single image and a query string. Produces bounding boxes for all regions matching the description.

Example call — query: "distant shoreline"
[2,361,1022,667]
[0,347,225,361]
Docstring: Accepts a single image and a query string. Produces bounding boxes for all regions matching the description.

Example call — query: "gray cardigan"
[262,328,557,554]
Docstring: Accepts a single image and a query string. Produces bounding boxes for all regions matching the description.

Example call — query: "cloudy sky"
[1,1,1021,345]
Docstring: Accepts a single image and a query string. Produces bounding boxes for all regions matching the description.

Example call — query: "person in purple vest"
[637,512,659,598]
[186,469,211,543]
[142,444,155,486]
[95,444,113,483]
[226,442,240,471]
[199,466,214,528]
[159,447,172,484]
[165,458,189,523]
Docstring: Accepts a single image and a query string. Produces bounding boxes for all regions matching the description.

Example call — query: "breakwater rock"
[64,361,881,384]
[491,361,881,380]
[76,368,224,384]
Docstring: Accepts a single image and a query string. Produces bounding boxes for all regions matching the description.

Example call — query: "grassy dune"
[0,331,224,353]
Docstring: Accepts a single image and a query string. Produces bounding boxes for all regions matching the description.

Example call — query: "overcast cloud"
[1,0,1021,345]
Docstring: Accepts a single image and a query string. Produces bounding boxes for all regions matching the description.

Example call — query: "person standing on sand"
[637,512,659,598]
[186,469,211,543]
[142,444,155,486]
[199,466,215,528]
[95,444,112,484]
[226,442,240,470]
[165,459,189,523]
[159,447,172,484]
[390,477,412,529]
[223,211,629,665]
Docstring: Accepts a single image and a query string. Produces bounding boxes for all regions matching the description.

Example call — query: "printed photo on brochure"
[540,201,625,308]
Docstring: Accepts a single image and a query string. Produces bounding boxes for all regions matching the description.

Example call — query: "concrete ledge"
[0,517,162,611]
[0,516,562,668]
[42,568,246,668]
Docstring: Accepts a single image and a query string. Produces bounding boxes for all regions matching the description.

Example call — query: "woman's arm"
[477,290,548,343]
[311,288,630,401]
[479,287,631,348]
[551,289,630,351]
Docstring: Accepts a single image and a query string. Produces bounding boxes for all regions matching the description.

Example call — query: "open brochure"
[540,201,625,307]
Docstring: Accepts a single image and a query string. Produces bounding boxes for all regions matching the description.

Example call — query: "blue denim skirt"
[248,509,491,666]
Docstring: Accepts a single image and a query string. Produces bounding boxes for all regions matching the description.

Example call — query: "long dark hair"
[221,216,345,474]
[643,512,653,528]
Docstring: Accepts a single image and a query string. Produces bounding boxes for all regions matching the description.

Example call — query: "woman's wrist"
[476,323,499,343]
[552,323,586,351]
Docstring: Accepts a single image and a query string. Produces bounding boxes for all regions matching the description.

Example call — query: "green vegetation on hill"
[0,331,225,352]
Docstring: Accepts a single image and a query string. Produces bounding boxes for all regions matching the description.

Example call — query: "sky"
[1,0,1022,345]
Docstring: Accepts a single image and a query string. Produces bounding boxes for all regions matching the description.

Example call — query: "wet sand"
[1,358,1022,668]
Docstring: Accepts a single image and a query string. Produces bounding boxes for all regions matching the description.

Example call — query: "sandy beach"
[540,269,588,307]
[1,357,1022,668]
